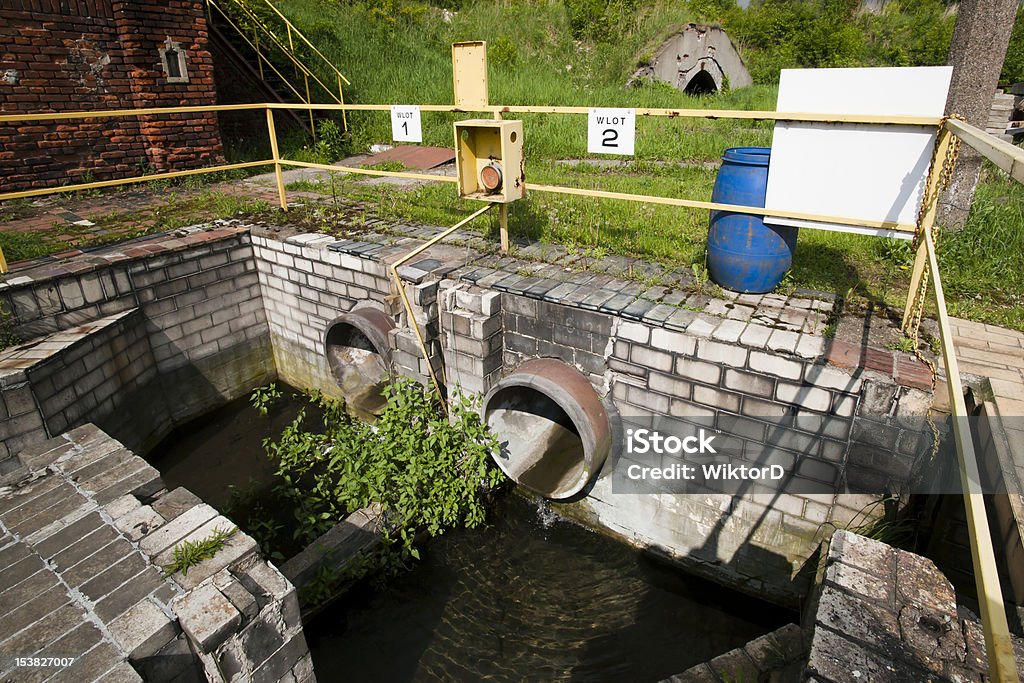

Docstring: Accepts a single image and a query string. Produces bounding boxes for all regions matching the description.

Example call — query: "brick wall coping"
[0,224,248,292]
[0,308,135,383]
[254,223,934,393]
[0,219,933,392]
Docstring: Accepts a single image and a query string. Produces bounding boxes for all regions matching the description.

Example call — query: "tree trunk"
[938,0,1018,230]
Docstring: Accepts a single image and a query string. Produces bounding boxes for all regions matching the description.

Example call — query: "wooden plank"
[946,118,1024,185]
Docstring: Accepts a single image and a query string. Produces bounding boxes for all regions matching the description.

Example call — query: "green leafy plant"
[888,335,916,353]
[264,378,505,573]
[250,382,284,416]
[163,526,238,576]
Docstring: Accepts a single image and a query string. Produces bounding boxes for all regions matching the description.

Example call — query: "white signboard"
[588,108,635,155]
[764,66,952,238]
[390,105,422,143]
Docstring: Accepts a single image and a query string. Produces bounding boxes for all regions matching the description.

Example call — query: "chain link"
[903,116,963,463]
[907,114,964,356]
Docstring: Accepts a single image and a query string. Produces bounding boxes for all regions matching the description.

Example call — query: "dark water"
[146,385,314,511]
[307,495,793,683]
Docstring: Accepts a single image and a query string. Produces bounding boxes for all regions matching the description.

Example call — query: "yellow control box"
[454,119,524,204]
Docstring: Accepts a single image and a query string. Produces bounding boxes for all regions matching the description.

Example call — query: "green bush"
[264,378,506,568]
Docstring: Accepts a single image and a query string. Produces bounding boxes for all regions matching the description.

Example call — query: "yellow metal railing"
[206,0,350,132]
[0,97,1021,682]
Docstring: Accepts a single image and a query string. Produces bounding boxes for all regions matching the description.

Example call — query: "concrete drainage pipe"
[324,307,395,418]
[482,359,611,500]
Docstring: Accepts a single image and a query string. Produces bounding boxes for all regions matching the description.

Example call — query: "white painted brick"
[696,339,747,368]
[339,254,364,272]
[675,357,722,385]
[711,319,746,343]
[630,346,672,372]
[775,383,831,412]
[692,385,740,412]
[804,364,863,393]
[618,321,650,344]
[685,317,716,338]
[769,494,805,518]
[649,372,691,398]
[651,328,696,356]
[803,500,832,525]
[480,291,502,317]
[832,394,858,418]
[767,329,800,354]
[794,334,826,359]
[739,323,772,348]
[749,350,804,380]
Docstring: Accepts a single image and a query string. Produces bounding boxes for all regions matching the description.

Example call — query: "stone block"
[114,505,164,541]
[174,583,241,654]
[109,597,179,661]
[140,503,218,557]
[616,320,650,344]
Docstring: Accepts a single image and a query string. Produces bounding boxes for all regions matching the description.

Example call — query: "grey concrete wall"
[0,226,274,459]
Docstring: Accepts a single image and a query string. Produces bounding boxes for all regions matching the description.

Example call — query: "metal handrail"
[208,0,311,106]
[208,0,349,102]
[212,0,343,100]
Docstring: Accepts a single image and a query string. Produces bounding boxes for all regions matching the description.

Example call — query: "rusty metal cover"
[362,145,455,170]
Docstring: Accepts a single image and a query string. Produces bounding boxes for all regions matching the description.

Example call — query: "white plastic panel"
[764,66,953,235]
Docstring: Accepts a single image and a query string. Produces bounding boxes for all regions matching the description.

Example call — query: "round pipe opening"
[324,308,395,418]
[482,359,611,500]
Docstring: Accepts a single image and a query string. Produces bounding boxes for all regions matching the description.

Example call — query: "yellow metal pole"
[0,247,8,274]
[491,94,510,253]
[924,229,1019,683]
[903,127,952,332]
[0,160,273,202]
[390,204,493,412]
[337,73,348,132]
[265,107,288,211]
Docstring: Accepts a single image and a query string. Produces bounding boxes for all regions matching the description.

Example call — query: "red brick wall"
[0,0,223,193]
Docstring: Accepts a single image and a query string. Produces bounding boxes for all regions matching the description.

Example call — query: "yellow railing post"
[265,107,288,211]
[924,229,1019,683]
[0,247,8,274]
[337,73,348,133]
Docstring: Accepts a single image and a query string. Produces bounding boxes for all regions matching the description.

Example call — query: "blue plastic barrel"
[706,147,797,294]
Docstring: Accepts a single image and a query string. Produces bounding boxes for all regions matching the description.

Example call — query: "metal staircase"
[205,0,350,134]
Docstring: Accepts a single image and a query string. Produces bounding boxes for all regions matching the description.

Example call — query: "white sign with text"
[588,108,635,155]
[390,105,423,143]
